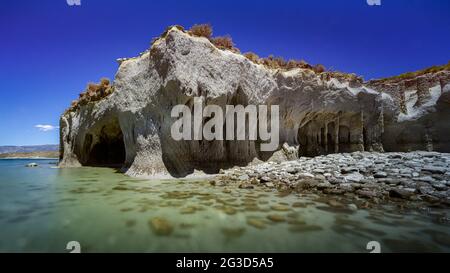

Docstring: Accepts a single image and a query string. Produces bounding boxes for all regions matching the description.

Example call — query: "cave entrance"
[338,125,350,152]
[297,126,308,156]
[327,122,335,153]
[363,127,368,151]
[85,119,125,167]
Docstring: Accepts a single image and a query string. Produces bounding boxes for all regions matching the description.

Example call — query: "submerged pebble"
[247,218,267,229]
[149,217,174,236]
[221,227,246,238]
[267,214,286,222]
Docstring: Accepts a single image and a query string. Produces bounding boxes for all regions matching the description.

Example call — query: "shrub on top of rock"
[188,24,213,39]
[187,24,240,53]
[211,35,239,53]
[66,77,114,113]
[184,24,328,73]
[244,52,260,63]
[261,55,288,69]
[242,52,325,73]
[313,64,326,74]
[370,61,450,83]
[85,78,111,98]
[100,77,110,87]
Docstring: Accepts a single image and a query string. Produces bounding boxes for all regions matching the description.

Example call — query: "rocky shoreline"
[211,151,450,209]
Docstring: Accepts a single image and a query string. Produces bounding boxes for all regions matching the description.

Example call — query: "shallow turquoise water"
[0,159,449,252]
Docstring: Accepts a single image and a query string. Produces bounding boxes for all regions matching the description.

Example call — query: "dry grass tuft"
[371,61,450,83]
[244,52,260,63]
[211,35,239,52]
[188,24,213,39]
[66,78,114,113]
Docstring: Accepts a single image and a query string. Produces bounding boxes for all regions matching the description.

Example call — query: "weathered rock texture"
[215,151,450,206]
[59,27,450,177]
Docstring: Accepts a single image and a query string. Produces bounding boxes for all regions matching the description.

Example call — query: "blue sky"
[0,0,449,146]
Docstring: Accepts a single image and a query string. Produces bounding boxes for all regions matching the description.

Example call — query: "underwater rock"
[149,217,174,236]
[221,227,246,238]
[246,218,267,229]
[267,214,286,222]
[270,204,291,211]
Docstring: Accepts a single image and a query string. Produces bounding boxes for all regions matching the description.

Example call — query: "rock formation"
[59,26,450,177]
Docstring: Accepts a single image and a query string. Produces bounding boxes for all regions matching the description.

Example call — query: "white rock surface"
[59,27,450,177]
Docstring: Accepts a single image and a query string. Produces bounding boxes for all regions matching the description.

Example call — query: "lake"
[0,159,449,252]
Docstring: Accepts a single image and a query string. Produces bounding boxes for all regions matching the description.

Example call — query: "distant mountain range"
[0,145,59,154]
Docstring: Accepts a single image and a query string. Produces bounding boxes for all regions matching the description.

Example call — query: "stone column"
[317,131,321,148]
[425,133,433,152]
[373,98,385,152]
[334,115,340,153]
[358,110,365,151]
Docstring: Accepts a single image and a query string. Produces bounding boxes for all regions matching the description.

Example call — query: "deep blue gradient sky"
[0,0,449,146]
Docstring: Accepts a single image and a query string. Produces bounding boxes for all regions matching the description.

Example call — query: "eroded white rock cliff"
[59,27,450,177]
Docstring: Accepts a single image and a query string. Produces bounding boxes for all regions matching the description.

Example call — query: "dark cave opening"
[338,125,350,152]
[363,127,368,151]
[85,120,125,167]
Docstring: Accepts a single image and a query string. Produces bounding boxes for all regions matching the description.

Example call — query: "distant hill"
[0,144,59,154]
[0,151,59,159]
